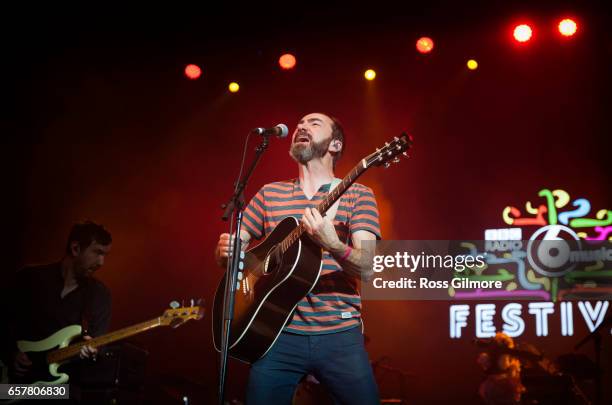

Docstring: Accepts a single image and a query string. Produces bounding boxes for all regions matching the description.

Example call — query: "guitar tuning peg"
[402,152,410,158]
[395,144,402,150]
[169,300,180,309]
[384,162,391,169]
[376,147,380,152]
[394,136,399,141]
[385,142,390,147]
[392,157,400,163]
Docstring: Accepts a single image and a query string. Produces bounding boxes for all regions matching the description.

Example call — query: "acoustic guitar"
[213,134,413,363]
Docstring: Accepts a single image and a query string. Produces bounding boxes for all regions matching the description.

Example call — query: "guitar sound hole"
[263,246,282,275]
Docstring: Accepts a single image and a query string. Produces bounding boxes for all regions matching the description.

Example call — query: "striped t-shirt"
[242,179,381,335]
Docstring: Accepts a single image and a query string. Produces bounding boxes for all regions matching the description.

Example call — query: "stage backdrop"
[7,6,611,403]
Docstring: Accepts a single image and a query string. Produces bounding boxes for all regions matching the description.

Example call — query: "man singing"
[215,113,381,404]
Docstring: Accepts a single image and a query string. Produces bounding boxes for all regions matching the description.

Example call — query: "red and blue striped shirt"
[242,179,381,335]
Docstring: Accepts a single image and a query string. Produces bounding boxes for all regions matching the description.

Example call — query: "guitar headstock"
[365,132,413,169]
[161,298,205,328]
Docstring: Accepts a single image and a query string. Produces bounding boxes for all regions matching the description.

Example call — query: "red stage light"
[184,64,202,80]
[558,18,577,37]
[416,37,434,54]
[279,53,297,70]
[513,24,533,43]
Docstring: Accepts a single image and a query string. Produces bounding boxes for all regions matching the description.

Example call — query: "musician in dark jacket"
[1,220,112,383]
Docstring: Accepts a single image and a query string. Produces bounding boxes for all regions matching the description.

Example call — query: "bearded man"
[215,113,381,404]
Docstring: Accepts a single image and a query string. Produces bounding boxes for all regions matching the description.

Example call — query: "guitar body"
[12,324,82,385]
[213,217,323,363]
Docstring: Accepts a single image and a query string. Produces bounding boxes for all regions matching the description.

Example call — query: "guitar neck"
[47,317,163,364]
[279,160,367,253]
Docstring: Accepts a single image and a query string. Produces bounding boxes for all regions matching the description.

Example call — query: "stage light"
[364,69,376,80]
[228,82,240,93]
[558,18,577,37]
[184,64,202,80]
[467,59,478,70]
[513,24,533,43]
[279,53,297,70]
[416,37,434,54]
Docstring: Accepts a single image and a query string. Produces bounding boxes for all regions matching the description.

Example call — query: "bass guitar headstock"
[161,298,205,328]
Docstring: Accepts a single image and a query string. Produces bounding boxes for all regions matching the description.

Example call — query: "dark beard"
[290,137,332,164]
[73,265,91,282]
[73,258,95,282]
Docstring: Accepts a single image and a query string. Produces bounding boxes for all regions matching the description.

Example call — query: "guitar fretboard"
[278,160,367,254]
[47,318,162,364]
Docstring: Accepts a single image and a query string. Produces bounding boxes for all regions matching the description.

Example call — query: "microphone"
[251,124,289,138]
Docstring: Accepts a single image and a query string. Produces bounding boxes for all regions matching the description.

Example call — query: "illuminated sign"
[449,188,611,338]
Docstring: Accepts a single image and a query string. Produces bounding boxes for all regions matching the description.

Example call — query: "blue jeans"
[246,326,379,405]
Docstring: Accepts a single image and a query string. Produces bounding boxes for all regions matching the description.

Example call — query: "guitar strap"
[325,178,342,222]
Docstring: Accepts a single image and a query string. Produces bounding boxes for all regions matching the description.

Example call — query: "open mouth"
[295,134,311,144]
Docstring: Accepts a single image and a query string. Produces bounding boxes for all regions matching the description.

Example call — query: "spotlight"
[228,82,240,93]
[279,53,297,70]
[467,59,478,70]
[364,69,376,80]
[513,24,533,43]
[416,37,434,54]
[558,18,577,37]
[184,64,202,80]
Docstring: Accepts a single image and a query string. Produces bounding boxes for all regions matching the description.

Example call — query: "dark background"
[4,2,611,403]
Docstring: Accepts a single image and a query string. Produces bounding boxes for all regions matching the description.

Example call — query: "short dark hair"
[328,115,345,167]
[66,220,112,255]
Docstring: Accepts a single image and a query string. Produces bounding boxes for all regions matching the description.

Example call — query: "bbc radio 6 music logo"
[477,188,611,302]
[526,225,585,278]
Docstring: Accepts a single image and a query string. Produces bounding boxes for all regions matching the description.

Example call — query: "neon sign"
[449,188,611,338]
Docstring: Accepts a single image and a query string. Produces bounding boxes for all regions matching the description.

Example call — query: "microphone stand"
[218,133,270,405]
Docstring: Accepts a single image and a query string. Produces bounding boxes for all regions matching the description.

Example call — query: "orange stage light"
[184,64,202,80]
[416,37,434,54]
[279,54,297,70]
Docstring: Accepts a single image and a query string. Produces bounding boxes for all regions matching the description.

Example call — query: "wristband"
[340,246,352,261]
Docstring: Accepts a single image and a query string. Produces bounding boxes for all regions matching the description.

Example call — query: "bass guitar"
[4,299,204,385]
